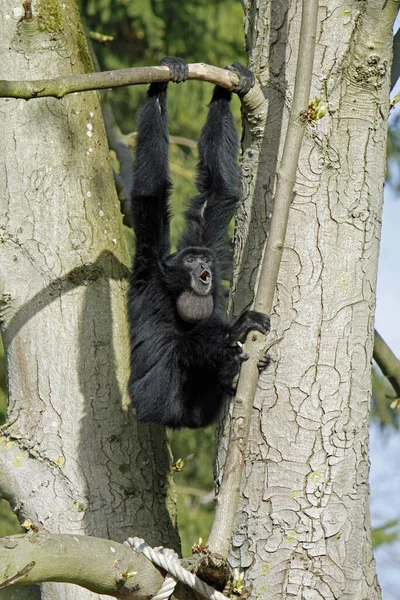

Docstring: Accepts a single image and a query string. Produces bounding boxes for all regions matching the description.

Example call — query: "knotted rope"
[125,537,230,600]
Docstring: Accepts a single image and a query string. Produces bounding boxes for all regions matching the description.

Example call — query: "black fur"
[128,57,269,428]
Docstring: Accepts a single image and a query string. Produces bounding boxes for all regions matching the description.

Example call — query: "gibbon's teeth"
[199,270,211,283]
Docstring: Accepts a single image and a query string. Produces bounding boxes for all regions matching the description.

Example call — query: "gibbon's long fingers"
[160,57,189,83]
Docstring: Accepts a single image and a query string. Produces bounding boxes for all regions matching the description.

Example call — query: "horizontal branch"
[0,64,240,101]
[0,533,164,598]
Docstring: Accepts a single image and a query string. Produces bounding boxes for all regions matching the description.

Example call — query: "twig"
[21,0,33,22]
[0,63,240,101]
[170,135,198,150]
[373,329,400,399]
[0,561,35,590]
[207,0,319,558]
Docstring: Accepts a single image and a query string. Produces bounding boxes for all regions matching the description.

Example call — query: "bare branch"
[0,64,240,101]
[391,28,400,91]
[207,0,320,558]
[0,533,164,599]
[170,136,198,150]
[373,329,400,399]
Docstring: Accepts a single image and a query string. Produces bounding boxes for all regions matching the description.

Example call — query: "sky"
[370,142,400,598]
[367,13,400,594]
[375,195,400,357]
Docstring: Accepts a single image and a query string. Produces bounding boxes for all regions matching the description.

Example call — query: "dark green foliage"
[168,427,215,556]
[0,338,21,538]
[80,0,245,68]
[79,0,246,135]
[169,141,198,249]
[0,500,21,537]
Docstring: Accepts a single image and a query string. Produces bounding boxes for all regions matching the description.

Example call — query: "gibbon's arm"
[178,63,254,268]
[178,85,238,261]
[130,80,171,269]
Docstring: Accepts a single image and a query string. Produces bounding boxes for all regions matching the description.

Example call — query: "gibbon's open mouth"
[199,269,212,284]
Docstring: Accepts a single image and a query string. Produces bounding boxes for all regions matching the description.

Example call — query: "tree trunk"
[223,1,398,598]
[0,3,179,599]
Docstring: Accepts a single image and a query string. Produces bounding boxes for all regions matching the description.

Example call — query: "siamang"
[128,57,270,429]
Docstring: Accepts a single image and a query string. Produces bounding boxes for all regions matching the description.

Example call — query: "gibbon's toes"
[160,56,189,83]
[258,354,271,372]
[230,342,249,363]
[226,62,255,96]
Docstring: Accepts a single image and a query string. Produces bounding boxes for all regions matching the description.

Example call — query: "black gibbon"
[128,57,270,428]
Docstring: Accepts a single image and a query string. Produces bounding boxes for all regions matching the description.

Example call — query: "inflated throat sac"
[176,291,214,324]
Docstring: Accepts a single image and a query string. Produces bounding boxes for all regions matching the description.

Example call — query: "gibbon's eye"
[186,256,195,264]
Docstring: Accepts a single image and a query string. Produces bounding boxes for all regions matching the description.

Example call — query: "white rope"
[125,537,230,600]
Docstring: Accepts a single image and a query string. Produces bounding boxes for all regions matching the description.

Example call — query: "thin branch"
[207,0,319,558]
[0,561,35,590]
[102,107,198,225]
[170,136,198,150]
[373,329,400,399]
[128,132,197,150]
[0,63,240,100]
[391,28,400,91]
[101,100,134,225]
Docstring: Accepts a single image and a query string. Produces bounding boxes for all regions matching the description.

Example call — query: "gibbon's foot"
[160,56,189,83]
[258,352,271,373]
[218,341,248,396]
[236,341,250,362]
[226,62,255,96]
[226,340,249,364]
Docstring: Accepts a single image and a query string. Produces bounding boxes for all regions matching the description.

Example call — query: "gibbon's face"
[183,253,213,296]
[163,248,215,324]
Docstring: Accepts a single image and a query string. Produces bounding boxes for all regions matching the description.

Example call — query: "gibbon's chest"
[176,290,214,324]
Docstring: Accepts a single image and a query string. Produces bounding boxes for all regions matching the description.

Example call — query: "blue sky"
[363,14,400,588]
[376,194,400,356]
[370,120,400,598]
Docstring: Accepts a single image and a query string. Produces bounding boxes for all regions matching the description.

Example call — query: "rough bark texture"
[0,2,179,600]
[220,1,398,599]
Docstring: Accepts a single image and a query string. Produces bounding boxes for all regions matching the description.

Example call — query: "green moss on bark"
[36,0,64,33]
